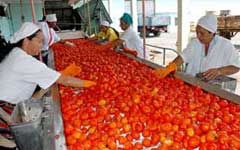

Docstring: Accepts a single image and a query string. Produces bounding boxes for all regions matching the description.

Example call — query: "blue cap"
[120,13,133,25]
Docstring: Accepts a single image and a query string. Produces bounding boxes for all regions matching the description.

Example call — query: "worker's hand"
[123,47,138,57]
[82,80,96,87]
[201,68,221,80]
[60,63,81,76]
[154,62,177,78]
[64,41,76,47]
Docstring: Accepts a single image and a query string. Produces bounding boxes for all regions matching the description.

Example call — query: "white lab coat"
[182,35,240,76]
[38,22,61,51]
[0,47,60,104]
[120,26,144,58]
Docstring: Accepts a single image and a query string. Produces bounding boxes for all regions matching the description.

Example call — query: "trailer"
[138,14,170,37]
[217,12,240,39]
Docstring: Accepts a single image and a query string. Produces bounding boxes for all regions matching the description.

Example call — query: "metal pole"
[163,48,166,65]
[20,0,25,23]
[177,0,183,53]
[153,0,156,15]
[42,0,46,16]
[108,0,110,15]
[87,0,91,34]
[30,0,37,23]
[142,0,146,59]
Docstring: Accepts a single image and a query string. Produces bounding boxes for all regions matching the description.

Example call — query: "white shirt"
[182,35,240,76]
[121,26,144,58]
[0,47,61,104]
[38,22,61,51]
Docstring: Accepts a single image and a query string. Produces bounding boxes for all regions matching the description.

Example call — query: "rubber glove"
[82,80,96,87]
[154,62,177,78]
[60,63,81,76]
[123,47,138,57]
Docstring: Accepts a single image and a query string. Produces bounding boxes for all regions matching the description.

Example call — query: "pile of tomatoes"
[52,39,240,150]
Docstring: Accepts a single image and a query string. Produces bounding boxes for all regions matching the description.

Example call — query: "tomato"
[206,130,218,142]
[200,122,210,133]
[186,127,195,137]
[188,136,200,148]
[54,39,240,149]
[142,138,151,147]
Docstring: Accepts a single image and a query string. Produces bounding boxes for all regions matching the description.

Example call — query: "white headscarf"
[197,14,217,33]
[46,14,57,22]
[100,20,110,27]
[10,22,40,44]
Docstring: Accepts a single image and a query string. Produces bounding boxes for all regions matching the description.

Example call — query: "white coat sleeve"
[182,42,195,64]
[52,29,61,42]
[13,56,61,89]
[226,43,240,68]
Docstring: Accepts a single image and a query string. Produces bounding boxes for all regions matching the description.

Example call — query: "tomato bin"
[49,39,240,150]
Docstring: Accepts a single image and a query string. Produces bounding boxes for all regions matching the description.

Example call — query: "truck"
[138,13,170,37]
[217,10,240,39]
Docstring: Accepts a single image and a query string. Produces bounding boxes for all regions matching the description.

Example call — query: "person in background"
[155,14,240,80]
[117,13,144,58]
[38,14,75,65]
[0,22,96,105]
[90,20,119,43]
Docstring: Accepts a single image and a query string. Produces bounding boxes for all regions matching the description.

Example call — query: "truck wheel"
[140,31,150,37]
[153,31,160,37]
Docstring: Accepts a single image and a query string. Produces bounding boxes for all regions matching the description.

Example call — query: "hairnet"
[46,14,57,22]
[120,13,133,25]
[10,22,40,44]
[197,14,217,33]
[100,20,110,27]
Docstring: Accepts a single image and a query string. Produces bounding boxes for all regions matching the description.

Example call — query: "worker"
[0,22,96,105]
[90,20,119,43]
[117,13,144,58]
[38,14,75,65]
[155,14,240,80]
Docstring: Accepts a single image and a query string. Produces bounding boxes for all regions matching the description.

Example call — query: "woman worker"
[38,14,75,65]
[118,13,144,58]
[91,20,119,43]
[0,22,96,105]
[156,14,240,80]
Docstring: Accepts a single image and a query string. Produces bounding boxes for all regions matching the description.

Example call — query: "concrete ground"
[144,32,178,66]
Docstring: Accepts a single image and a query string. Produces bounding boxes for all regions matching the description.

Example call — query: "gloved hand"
[123,47,138,57]
[82,80,96,87]
[154,62,177,78]
[60,63,81,76]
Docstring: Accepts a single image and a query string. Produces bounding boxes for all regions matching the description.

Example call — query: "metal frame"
[48,49,67,150]
[146,44,179,65]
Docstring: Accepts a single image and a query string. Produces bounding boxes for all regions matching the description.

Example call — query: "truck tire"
[140,30,150,37]
[153,31,160,37]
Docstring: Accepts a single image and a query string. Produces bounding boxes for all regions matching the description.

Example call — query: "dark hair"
[27,30,41,40]
[0,30,41,63]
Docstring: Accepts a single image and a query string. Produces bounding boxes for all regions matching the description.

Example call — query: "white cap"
[46,14,57,22]
[100,20,110,27]
[10,22,40,44]
[197,14,217,33]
